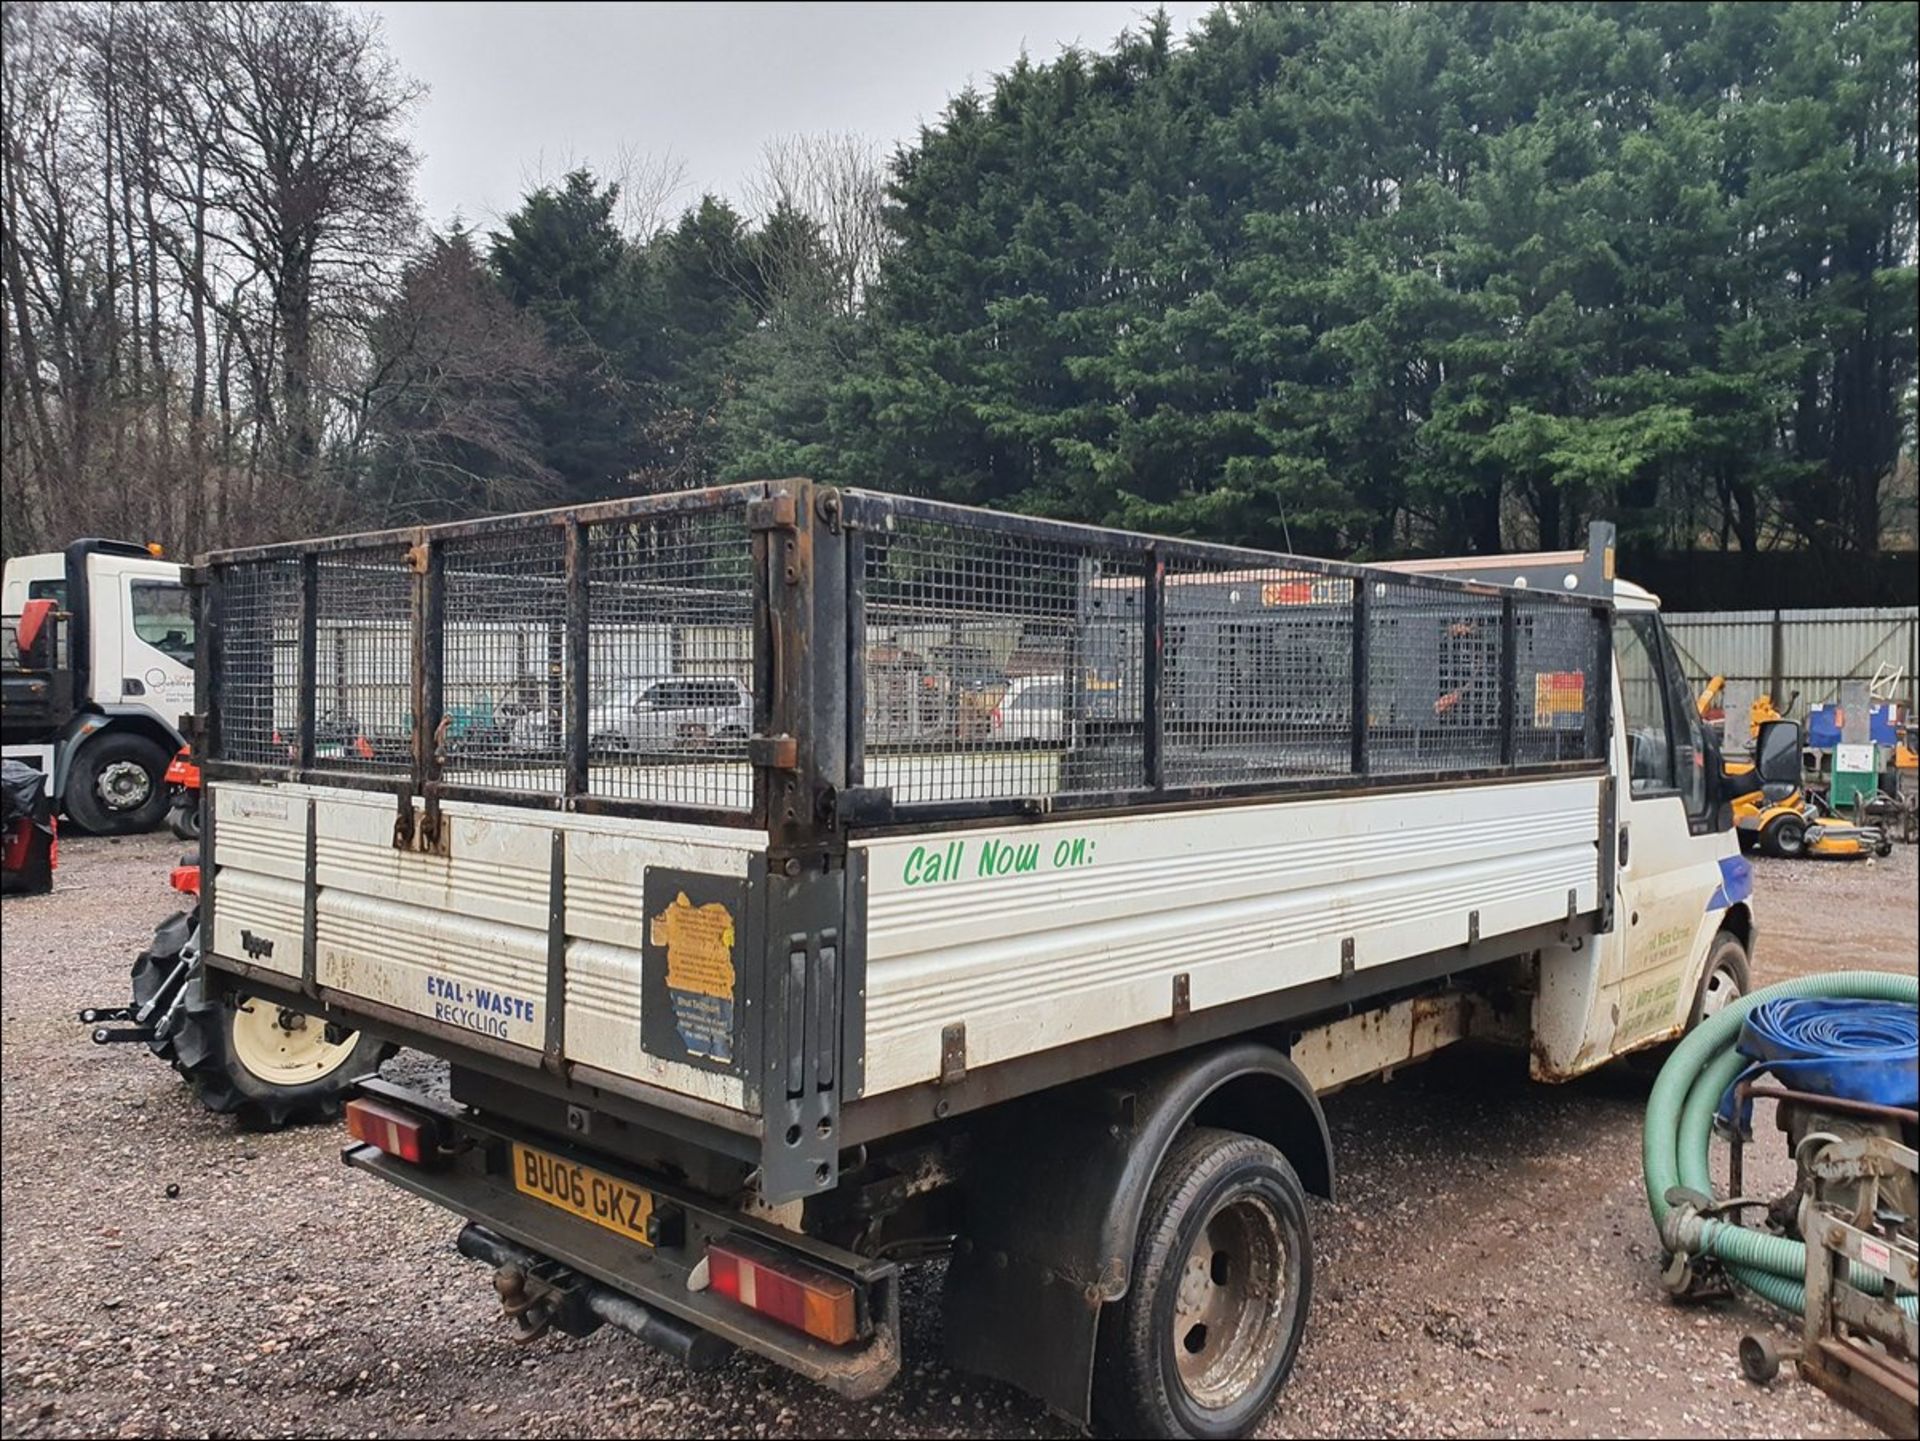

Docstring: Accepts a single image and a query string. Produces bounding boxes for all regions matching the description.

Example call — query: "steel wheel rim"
[98,759,152,810]
[1171,1188,1293,1409]
[230,1000,358,1086]
[1701,958,1743,1018]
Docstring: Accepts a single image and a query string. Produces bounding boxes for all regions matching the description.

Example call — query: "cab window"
[1613,615,1677,795]
[1653,620,1710,823]
[28,578,67,609]
[129,581,195,664]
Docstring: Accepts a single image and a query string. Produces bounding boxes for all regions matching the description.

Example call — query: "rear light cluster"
[169,864,200,895]
[705,1237,858,1345]
[344,1097,436,1164]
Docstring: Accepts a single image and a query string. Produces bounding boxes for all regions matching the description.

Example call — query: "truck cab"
[1,540,193,833]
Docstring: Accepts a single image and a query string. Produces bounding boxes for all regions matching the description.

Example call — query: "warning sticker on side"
[641,869,745,1073]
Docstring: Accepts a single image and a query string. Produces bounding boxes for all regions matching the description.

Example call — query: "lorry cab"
[1386,540,1754,1075]
[1,540,192,833]
[1599,578,1752,1052]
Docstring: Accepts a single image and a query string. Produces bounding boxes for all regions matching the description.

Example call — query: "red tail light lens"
[344,1097,432,1164]
[169,864,200,895]
[706,1238,858,1345]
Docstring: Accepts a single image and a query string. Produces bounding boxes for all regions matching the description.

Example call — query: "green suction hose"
[1643,967,1919,1319]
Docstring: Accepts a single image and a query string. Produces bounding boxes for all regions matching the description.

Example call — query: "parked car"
[596,676,751,756]
[991,672,1065,745]
[506,677,751,757]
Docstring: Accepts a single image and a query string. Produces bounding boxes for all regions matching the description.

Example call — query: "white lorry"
[186,482,1754,1438]
[1,540,194,833]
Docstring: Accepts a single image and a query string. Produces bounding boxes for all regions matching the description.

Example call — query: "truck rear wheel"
[1093,1127,1312,1439]
[65,732,172,834]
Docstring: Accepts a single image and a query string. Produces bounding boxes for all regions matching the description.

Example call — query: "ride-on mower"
[1724,718,1890,859]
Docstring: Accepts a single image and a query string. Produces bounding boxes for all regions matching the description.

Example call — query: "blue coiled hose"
[1717,997,1919,1130]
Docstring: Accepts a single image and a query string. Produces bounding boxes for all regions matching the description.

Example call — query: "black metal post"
[1499,594,1517,767]
[1351,579,1370,777]
[564,519,589,800]
[298,553,318,769]
[412,538,446,843]
[1143,549,1164,791]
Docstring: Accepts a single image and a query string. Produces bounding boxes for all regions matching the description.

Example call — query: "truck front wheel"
[65,733,172,834]
[1094,1127,1312,1439]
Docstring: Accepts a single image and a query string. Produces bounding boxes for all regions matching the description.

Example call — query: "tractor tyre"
[131,912,391,1127]
[167,973,392,1128]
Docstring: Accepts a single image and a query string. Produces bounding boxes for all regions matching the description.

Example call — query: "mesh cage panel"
[586,503,755,810]
[1365,584,1505,775]
[441,527,568,794]
[1162,562,1354,785]
[219,559,301,765]
[311,549,413,774]
[1513,606,1605,765]
[862,517,1147,805]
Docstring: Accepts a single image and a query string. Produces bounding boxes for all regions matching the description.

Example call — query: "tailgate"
[207,780,761,1112]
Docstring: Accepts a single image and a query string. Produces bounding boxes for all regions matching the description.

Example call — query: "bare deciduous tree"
[1,0,423,558]
[743,131,890,314]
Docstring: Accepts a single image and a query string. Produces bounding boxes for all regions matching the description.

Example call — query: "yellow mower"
[1723,717,1891,859]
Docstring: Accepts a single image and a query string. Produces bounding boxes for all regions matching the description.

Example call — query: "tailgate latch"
[392,799,452,856]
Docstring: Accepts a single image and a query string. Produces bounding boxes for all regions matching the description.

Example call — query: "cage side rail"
[201,482,775,568]
[837,489,1607,611]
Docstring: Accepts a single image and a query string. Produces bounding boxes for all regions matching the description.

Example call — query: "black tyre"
[134,914,391,1127]
[1686,930,1751,1030]
[167,796,201,841]
[65,732,172,834]
[1735,829,1759,855]
[1093,1127,1312,1440]
[1763,813,1807,858]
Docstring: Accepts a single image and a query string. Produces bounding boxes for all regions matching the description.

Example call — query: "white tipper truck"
[182,482,1755,1438]
[2,540,194,833]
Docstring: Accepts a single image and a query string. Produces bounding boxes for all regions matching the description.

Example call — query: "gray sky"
[367,1,1217,232]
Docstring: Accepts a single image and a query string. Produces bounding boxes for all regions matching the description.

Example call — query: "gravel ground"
[3,832,1913,1440]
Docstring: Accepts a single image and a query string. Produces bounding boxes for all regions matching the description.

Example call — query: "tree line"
[3,1,1915,566]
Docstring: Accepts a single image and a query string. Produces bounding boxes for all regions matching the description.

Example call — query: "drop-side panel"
[853,774,1603,1095]
[207,781,760,1111]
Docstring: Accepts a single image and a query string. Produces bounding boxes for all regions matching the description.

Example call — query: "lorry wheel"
[1687,932,1750,1029]
[1093,1127,1311,1440]
[1762,814,1806,858]
[167,970,392,1128]
[65,733,172,835]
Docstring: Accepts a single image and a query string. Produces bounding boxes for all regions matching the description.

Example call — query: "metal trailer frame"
[193,479,1616,1205]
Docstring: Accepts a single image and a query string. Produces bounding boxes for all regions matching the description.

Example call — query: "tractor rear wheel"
[136,912,391,1127]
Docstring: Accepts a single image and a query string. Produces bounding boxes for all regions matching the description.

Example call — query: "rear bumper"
[341,1078,900,1399]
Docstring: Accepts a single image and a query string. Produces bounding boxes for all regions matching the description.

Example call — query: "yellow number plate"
[510,1143,655,1246]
